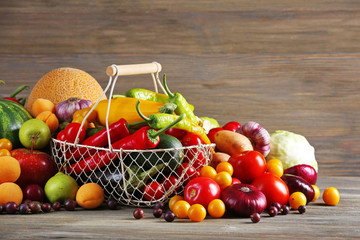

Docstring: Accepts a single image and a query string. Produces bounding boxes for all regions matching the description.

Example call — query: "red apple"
[11,148,58,189]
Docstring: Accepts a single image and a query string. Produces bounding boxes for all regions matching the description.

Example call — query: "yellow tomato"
[323,187,340,206]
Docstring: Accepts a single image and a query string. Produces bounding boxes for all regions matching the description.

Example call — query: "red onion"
[55,97,92,122]
[221,183,267,217]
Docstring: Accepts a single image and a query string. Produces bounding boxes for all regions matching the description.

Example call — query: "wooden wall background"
[0,0,359,177]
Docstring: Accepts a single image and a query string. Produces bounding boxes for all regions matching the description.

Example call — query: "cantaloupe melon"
[26,68,106,115]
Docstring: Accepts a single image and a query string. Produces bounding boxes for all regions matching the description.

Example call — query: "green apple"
[44,172,79,203]
[19,119,51,149]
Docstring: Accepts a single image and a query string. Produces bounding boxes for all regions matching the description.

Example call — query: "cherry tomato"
[207,199,226,218]
[0,148,11,156]
[0,138,12,151]
[231,177,241,185]
[312,185,320,202]
[228,151,266,184]
[165,128,188,141]
[172,200,190,219]
[207,127,223,143]
[199,166,217,180]
[323,187,340,206]
[175,163,198,185]
[181,133,206,169]
[214,171,232,190]
[222,121,241,132]
[188,204,207,222]
[184,177,221,208]
[266,158,283,178]
[289,192,307,210]
[56,130,66,141]
[143,181,165,201]
[169,195,184,211]
[252,172,289,207]
[216,162,234,176]
[161,175,180,193]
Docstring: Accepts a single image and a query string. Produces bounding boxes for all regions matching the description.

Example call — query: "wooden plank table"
[0,176,358,239]
[0,0,359,239]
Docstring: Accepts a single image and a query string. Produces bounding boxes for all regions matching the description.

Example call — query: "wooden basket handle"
[106,62,162,76]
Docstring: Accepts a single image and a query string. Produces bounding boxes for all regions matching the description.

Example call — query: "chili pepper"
[69,118,143,160]
[125,88,195,111]
[162,74,198,123]
[58,122,86,144]
[1,82,29,106]
[66,114,185,174]
[136,101,211,144]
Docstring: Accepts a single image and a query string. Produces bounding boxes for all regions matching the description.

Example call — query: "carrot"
[214,130,253,156]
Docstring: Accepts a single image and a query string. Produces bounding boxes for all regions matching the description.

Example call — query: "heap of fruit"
[0,68,340,219]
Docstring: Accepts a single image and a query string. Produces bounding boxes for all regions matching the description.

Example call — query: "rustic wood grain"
[1,53,359,176]
[0,176,358,239]
[0,1,359,237]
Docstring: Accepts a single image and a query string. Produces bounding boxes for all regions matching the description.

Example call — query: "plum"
[283,164,317,185]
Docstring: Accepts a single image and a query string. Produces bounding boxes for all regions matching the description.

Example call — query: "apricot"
[36,111,59,133]
[0,156,21,184]
[31,98,55,117]
[0,182,23,206]
[76,183,104,209]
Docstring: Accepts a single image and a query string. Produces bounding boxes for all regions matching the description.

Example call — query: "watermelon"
[0,98,32,147]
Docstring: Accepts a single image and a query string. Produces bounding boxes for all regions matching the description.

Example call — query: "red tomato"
[143,181,165,201]
[56,130,66,141]
[165,128,188,141]
[207,127,223,143]
[251,172,289,207]
[161,175,180,193]
[181,133,206,169]
[228,151,266,184]
[175,163,198,185]
[231,177,241,185]
[222,121,241,132]
[184,177,221,208]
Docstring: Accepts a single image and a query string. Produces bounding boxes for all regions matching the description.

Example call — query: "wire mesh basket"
[50,62,215,207]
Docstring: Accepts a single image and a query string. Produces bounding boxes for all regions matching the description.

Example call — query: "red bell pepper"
[57,123,86,144]
[65,114,185,174]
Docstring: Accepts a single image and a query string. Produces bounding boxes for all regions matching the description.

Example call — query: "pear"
[44,172,79,203]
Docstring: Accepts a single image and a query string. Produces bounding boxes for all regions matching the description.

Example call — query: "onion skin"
[236,121,270,157]
[221,183,267,217]
[281,174,315,203]
[283,164,317,185]
[55,97,92,122]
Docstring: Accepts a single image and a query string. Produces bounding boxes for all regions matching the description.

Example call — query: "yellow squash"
[73,97,165,127]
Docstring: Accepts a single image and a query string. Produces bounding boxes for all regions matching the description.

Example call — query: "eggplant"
[281,174,315,203]
[75,163,164,199]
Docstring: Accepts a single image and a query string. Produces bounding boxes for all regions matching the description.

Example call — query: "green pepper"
[200,117,220,129]
[125,88,169,104]
[125,87,195,111]
[162,74,198,123]
[136,101,211,144]
[124,163,164,194]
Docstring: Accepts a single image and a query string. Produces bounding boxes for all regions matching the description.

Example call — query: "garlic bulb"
[55,97,92,122]
[236,121,270,157]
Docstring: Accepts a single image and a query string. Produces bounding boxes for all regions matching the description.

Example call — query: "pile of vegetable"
[0,71,341,221]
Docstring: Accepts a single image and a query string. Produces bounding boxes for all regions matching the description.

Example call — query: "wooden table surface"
[0,1,359,239]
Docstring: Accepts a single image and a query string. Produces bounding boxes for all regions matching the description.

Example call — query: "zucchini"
[124,134,184,174]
